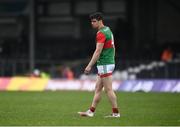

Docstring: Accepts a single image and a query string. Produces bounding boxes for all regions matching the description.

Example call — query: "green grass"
[0,91,180,126]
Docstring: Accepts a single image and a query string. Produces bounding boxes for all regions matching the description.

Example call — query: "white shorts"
[97,64,115,78]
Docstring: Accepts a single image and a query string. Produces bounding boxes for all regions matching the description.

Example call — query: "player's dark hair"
[89,12,103,21]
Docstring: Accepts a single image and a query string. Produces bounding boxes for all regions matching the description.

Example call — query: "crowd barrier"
[0,77,180,92]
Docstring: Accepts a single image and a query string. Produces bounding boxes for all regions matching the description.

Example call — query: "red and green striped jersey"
[96,26,115,65]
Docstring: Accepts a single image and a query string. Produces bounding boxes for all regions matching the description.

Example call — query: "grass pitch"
[0,91,180,126]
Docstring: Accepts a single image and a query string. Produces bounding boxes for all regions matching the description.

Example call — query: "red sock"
[112,108,119,113]
[90,106,95,112]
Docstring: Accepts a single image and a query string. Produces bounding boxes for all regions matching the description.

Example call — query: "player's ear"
[98,20,102,25]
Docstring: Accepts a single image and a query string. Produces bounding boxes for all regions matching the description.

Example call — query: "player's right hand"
[84,66,91,75]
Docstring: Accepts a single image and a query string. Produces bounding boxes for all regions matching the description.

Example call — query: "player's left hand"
[84,66,91,75]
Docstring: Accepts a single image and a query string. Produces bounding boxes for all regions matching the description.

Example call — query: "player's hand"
[84,66,91,75]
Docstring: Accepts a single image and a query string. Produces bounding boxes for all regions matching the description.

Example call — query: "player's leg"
[78,75,103,117]
[102,75,120,117]
[91,75,103,108]
[98,64,120,117]
[102,75,117,107]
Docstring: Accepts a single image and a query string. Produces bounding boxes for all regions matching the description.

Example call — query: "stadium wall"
[0,77,180,92]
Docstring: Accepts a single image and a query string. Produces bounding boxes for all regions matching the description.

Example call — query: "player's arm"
[84,32,105,74]
[84,43,104,74]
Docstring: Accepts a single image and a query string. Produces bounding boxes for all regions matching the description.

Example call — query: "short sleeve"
[96,32,106,43]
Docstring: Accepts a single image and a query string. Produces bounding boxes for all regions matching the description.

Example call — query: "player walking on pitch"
[78,12,120,117]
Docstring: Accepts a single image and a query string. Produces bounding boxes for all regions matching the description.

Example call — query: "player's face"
[91,19,100,29]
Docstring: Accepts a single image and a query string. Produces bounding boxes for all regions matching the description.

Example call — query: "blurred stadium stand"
[0,0,180,79]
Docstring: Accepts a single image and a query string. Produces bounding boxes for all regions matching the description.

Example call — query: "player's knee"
[105,89,116,97]
[104,87,112,93]
[95,86,102,92]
